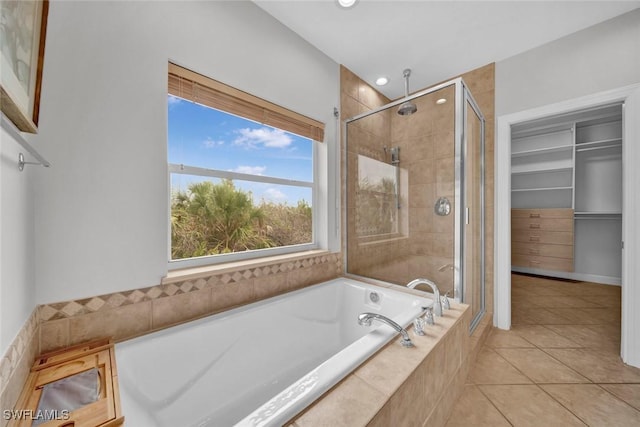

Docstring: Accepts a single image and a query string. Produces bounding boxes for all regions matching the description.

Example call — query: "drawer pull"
[529,223,541,229]
[529,236,540,242]
[529,213,540,218]
[530,260,540,266]
[529,249,540,255]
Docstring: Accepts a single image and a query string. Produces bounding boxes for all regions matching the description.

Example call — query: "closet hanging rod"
[576,144,621,153]
[1,114,50,169]
[574,216,621,220]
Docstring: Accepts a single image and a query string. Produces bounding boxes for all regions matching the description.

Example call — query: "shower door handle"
[465,208,470,225]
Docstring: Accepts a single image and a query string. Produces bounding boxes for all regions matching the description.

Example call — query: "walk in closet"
[511,103,622,284]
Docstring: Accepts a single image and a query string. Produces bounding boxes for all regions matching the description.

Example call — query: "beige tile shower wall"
[37,252,342,354]
[342,63,495,309]
[393,85,457,293]
[341,66,401,280]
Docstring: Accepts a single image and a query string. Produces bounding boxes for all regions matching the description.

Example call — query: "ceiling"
[254,0,640,99]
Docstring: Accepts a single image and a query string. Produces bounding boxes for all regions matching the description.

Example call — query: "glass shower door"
[463,90,485,330]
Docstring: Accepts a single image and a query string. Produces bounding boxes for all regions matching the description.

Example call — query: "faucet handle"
[441,291,451,310]
[413,317,426,336]
[424,306,435,326]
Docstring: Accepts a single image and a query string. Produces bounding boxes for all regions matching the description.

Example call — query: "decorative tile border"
[39,252,342,322]
[0,308,39,401]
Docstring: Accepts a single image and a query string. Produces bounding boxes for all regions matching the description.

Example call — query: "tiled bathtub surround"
[0,251,341,424]
[0,309,39,427]
[289,303,472,426]
[39,251,342,352]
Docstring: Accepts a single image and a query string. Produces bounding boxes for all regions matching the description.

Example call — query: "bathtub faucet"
[406,278,443,317]
[357,313,414,348]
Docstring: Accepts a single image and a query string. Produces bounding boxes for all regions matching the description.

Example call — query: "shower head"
[397,68,417,116]
[398,101,417,116]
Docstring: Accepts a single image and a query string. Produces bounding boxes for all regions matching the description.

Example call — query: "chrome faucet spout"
[358,312,414,347]
[406,278,443,317]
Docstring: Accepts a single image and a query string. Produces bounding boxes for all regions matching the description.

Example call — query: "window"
[167,63,325,268]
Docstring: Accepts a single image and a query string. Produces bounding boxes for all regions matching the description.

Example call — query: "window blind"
[168,63,325,142]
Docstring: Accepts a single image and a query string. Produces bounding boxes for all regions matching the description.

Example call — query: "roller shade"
[168,63,325,142]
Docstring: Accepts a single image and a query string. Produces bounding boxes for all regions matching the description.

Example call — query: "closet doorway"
[494,84,640,367]
[510,103,622,285]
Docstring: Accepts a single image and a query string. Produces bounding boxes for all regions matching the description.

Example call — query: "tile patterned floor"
[446,273,640,427]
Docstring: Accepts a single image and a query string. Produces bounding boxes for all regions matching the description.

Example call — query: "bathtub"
[115,277,431,426]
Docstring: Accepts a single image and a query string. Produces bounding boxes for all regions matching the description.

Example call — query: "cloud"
[231,165,266,175]
[234,127,292,149]
[168,95,183,106]
[263,188,287,201]
[203,137,224,148]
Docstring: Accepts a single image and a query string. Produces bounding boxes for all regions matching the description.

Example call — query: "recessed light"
[336,0,358,9]
[375,77,389,86]
[436,98,447,105]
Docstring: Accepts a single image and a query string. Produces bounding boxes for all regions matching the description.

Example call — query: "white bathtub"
[115,277,431,426]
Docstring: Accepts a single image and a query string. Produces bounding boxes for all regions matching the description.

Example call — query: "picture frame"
[0,0,49,133]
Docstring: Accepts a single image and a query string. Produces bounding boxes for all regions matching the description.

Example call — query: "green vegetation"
[356,177,398,236]
[171,180,312,259]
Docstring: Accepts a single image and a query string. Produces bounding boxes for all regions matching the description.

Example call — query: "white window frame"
[167,134,319,270]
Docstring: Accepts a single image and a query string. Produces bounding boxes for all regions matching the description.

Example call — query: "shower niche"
[345,77,486,331]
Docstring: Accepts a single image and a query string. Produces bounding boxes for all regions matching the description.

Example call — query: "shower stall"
[345,78,486,331]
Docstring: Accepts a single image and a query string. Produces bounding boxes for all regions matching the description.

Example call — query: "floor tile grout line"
[477,346,538,385]
[538,324,592,347]
[494,344,593,385]
[534,337,598,384]
[474,384,516,427]
[593,383,640,414]
[535,383,592,426]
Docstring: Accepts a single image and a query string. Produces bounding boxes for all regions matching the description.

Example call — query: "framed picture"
[0,0,49,133]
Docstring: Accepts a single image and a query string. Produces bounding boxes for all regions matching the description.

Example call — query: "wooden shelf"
[9,338,124,427]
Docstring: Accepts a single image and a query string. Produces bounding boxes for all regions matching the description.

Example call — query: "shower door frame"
[343,77,486,332]
[457,81,486,332]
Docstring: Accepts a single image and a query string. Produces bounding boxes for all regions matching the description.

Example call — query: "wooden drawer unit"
[511,208,574,219]
[511,208,574,272]
[512,254,574,272]
[9,338,124,427]
[512,241,574,259]
[512,218,574,232]
[512,230,574,245]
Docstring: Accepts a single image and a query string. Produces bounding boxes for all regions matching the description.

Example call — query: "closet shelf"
[511,186,573,193]
[575,137,622,148]
[574,211,622,215]
[511,166,573,176]
[511,144,574,158]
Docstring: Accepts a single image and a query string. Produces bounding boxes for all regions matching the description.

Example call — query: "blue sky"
[168,95,313,205]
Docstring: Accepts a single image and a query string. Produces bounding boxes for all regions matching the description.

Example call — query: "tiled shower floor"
[445,273,640,426]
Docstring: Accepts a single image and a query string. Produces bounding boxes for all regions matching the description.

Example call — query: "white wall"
[493,9,640,364]
[496,8,640,116]
[0,126,36,354]
[33,1,339,304]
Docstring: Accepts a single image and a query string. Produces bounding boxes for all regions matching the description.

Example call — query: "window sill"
[162,249,332,285]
